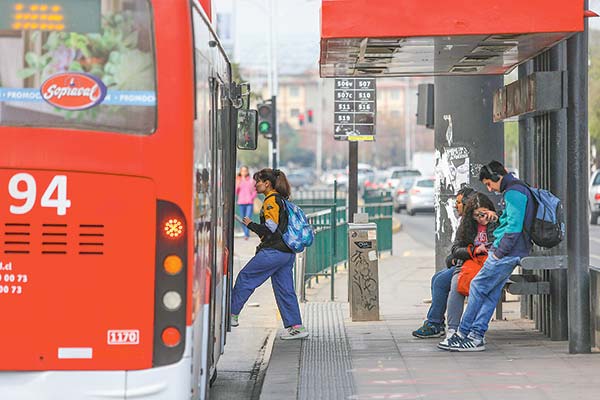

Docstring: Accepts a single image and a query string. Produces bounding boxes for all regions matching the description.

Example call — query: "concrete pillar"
[434,76,504,270]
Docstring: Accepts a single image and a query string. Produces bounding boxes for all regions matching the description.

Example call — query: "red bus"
[0,1,257,398]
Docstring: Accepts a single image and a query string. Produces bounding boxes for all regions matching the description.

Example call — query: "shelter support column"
[548,43,569,341]
[518,61,534,319]
[434,76,503,270]
[566,1,591,354]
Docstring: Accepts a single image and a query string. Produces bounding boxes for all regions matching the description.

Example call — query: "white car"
[387,167,422,189]
[406,177,435,216]
[393,176,418,212]
[590,170,600,225]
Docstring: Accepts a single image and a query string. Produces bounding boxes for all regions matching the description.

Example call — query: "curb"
[258,333,301,400]
[392,216,402,233]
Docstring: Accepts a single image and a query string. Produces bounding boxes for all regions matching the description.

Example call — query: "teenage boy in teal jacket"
[446,161,534,352]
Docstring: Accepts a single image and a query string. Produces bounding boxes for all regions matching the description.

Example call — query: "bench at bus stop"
[495,254,567,320]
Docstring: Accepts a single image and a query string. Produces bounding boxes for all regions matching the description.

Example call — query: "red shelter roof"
[320,0,586,76]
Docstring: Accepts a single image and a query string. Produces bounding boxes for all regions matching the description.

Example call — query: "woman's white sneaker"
[280,325,309,340]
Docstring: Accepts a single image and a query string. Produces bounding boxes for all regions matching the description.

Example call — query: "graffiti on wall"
[434,141,471,240]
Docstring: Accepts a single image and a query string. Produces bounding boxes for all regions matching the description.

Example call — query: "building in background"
[215,0,433,170]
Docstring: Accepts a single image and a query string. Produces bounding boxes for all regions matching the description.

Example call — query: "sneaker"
[448,336,485,352]
[412,320,445,339]
[436,329,456,350]
[230,314,239,327]
[280,325,309,340]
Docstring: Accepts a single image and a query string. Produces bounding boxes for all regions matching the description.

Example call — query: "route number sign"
[334,78,377,141]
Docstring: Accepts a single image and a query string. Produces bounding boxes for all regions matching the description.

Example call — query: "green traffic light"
[259,121,271,134]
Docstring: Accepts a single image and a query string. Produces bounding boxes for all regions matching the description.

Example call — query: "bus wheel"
[209,368,218,387]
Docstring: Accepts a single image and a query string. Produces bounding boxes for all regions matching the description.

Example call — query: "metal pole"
[566,0,590,353]
[404,80,412,166]
[270,0,279,169]
[316,77,323,176]
[549,42,569,341]
[271,95,278,169]
[333,180,338,258]
[266,0,274,168]
[330,204,335,301]
[518,61,533,319]
[348,142,358,223]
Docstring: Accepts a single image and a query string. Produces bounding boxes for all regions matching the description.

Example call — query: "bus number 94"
[8,174,72,216]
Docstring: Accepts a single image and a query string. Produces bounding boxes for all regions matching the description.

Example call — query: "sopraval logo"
[41,72,107,111]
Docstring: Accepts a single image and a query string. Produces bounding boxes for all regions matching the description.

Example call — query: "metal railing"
[293,184,393,301]
[359,201,393,254]
[590,265,600,349]
[295,204,347,301]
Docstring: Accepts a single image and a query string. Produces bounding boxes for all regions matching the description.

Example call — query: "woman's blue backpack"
[265,193,315,253]
[281,199,315,253]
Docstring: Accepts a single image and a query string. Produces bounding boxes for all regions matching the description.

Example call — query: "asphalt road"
[397,211,600,265]
[396,211,435,248]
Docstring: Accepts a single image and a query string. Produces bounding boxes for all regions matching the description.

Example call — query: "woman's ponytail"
[273,169,291,199]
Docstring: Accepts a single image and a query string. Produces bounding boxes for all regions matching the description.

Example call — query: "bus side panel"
[191,6,214,397]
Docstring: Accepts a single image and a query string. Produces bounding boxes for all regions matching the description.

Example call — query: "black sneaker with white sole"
[437,331,460,350]
[448,336,485,352]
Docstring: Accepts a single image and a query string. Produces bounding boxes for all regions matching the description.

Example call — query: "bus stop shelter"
[319,0,596,353]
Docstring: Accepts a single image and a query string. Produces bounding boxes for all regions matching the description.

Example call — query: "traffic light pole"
[271,95,278,169]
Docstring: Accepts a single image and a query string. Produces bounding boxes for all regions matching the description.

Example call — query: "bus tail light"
[595,193,600,201]
[163,218,184,239]
[153,200,187,367]
[163,291,183,311]
[161,327,182,348]
[163,255,183,275]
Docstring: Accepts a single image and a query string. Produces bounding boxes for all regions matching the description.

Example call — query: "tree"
[504,121,519,170]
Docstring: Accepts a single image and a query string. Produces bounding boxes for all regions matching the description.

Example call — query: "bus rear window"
[0,0,156,135]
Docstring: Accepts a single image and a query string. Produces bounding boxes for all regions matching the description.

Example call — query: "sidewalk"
[210,236,286,400]
[259,230,600,400]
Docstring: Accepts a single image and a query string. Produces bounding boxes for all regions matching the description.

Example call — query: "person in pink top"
[236,166,257,239]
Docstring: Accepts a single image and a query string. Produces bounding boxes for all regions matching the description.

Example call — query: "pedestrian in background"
[235,166,257,240]
[231,168,309,340]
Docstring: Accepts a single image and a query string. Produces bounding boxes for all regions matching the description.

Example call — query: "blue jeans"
[426,266,455,325]
[238,203,253,238]
[231,248,302,328]
[459,255,521,339]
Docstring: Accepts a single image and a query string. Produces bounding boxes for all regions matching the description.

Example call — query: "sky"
[214,0,321,74]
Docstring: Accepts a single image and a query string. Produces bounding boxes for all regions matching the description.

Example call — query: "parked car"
[590,169,600,225]
[286,170,314,189]
[365,170,392,190]
[387,167,422,189]
[357,164,376,189]
[406,177,435,215]
[321,169,348,188]
[393,176,418,212]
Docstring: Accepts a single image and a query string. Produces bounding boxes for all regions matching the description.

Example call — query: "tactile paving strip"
[298,302,355,400]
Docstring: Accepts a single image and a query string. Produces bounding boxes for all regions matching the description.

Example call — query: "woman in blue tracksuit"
[230,168,309,340]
